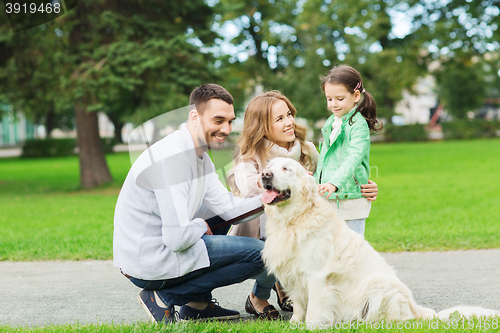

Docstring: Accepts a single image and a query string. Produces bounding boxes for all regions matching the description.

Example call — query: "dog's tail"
[437,306,500,320]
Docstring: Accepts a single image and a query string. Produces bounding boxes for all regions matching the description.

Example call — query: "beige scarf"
[265,138,302,161]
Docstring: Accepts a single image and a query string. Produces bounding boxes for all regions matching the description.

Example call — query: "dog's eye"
[283,167,289,171]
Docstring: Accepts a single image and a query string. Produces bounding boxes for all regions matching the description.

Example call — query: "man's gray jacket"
[113,124,262,280]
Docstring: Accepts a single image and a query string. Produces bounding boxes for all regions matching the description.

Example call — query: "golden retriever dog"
[260,157,443,325]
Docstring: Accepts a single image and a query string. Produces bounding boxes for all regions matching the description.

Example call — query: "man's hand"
[204,221,213,235]
[361,180,378,201]
[318,183,337,199]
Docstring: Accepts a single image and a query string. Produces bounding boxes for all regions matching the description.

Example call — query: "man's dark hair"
[189,84,234,115]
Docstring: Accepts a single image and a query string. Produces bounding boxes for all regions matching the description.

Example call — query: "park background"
[1,0,500,331]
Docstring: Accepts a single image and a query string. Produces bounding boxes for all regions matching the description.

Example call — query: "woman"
[228,91,379,319]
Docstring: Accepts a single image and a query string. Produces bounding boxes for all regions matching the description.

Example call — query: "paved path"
[1,249,499,327]
[0,148,21,158]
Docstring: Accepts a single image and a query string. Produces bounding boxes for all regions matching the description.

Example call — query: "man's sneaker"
[138,289,176,324]
[179,299,240,321]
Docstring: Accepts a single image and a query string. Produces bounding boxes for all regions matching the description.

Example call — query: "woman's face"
[269,99,295,149]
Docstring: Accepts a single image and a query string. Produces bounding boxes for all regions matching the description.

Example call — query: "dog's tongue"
[262,189,279,204]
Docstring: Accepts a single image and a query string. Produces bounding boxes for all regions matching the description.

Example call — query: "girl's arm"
[318,182,337,199]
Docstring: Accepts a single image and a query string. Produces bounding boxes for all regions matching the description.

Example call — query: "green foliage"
[0,0,220,134]
[1,0,221,188]
[215,0,425,125]
[21,138,116,158]
[215,0,500,130]
[382,124,429,142]
[54,0,219,125]
[441,120,500,140]
[22,138,76,158]
[435,58,486,119]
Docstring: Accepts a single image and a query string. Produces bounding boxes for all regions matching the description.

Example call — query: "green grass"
[1,317,499,332]
[1,142,500,331]
[0,153,130,261]
[1,139,500,261]
[367,139,500,251]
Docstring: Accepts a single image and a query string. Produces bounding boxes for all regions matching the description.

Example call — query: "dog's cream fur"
[261,157,498,324]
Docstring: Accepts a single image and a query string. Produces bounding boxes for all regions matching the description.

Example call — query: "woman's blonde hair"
[235,90,316,173]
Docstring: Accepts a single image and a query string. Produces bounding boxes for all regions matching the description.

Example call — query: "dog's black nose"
[261,170,273,190]
[262,170,273,179]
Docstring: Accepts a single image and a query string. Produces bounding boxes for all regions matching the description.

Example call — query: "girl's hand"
[361,180,378,201]
[318,183,337,199]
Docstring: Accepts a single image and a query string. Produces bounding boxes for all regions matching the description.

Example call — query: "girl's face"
[269,99,296,149]
[324,83,361,118]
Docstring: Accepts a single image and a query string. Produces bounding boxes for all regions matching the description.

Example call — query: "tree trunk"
[45,111,55,138]
[114,121,124,144]
[74,103,113,188]
[106,112,124,144]
[67,2,112,189]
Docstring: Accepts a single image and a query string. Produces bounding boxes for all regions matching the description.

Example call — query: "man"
[114,84,274,323]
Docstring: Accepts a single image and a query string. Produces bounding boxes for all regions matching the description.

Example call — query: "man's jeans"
[127,216,276,307]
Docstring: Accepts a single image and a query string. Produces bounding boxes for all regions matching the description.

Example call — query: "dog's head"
[260,157,317,207]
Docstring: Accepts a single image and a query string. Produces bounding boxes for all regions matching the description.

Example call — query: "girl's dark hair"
[321,65,382,132]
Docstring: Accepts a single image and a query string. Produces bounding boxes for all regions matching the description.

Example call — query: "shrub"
[441,120,500,140]
[22,138,76,157]
[383,124,428,142]
[22,138,116,158]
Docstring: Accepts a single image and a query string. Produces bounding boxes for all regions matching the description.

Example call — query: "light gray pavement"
[1,249,499,327]
[0,148,21,158]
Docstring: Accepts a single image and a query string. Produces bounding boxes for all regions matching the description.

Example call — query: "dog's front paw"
[290,315,304,323]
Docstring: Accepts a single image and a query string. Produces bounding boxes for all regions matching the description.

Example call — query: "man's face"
[197,99,236,150]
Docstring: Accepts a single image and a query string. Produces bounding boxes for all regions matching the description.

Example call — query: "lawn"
[1,317,499,332]
[0,318,499,333]
[1,139,500,332]
[1,138,500,261]
[367,138,500,252]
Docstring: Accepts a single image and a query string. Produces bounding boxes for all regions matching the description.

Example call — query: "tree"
[0,0,218,188]
[215,0,500,129]
[215,0,424,130]
[213,0,301,112]
[0,16,72,137]
[393,0,500,115]
[435,56,486,119]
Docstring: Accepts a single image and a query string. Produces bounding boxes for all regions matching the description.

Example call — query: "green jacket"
[314,107,370,200]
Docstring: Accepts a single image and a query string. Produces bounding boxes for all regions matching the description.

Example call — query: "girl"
[315,65,382,236]
[228,90,378,318]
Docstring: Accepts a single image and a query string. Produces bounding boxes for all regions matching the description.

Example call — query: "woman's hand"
[318,183,337,199]
[361,180,378,201]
